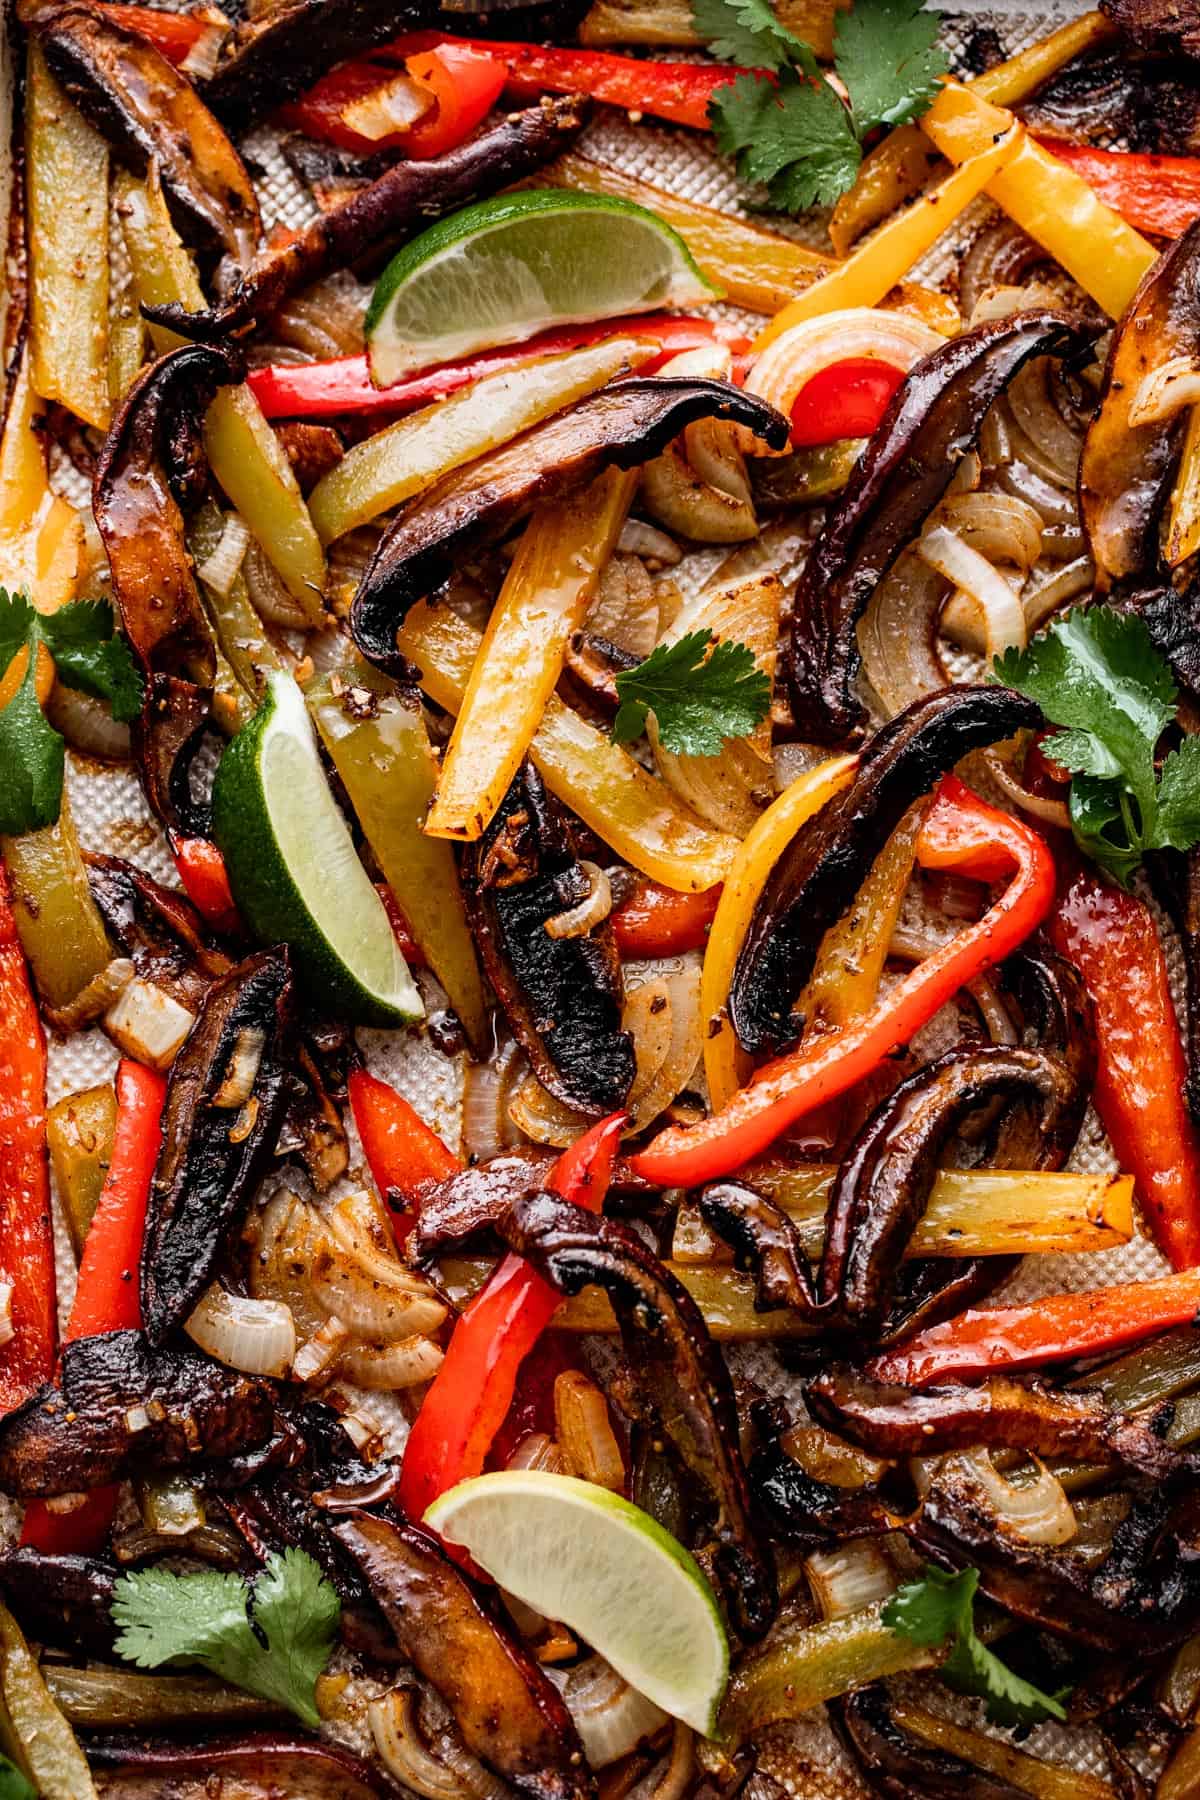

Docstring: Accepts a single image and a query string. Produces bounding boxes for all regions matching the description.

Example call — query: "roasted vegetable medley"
[6,0,1200,1793]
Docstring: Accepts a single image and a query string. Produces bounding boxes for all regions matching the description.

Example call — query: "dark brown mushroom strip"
[411,1190,776,1641]
[0,1550,119,1658]
[820,1046,1088,1337]
[0,1330,285,1496]
[86,1731,404,1800]
[141,949,294,1344]
[784,309,1095,743]
[1101,0,1200,59]
[831,1685,1027,1800]
[329,1511,592,1800]
[1019,50,1200,152]
[148,99,589,342]
[32,2,259,280]
[462,765,634,1116]
[1080,219,1200,591]
[729,686,1040,1054]
[807,1369,1193,1481]
[93,343,239,836]
[749,1432,909,1546]
[204,0,591,134]
[352,378,789,675]
[86,851,234,1012]
[698,1181,819,1318]
[410,1147,655,1244]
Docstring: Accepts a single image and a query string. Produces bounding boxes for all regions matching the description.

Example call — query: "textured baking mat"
[5,0,1172,1790]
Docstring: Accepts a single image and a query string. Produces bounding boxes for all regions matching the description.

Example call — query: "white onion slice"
[0,1282,14,1350]
[918,524,1027,660]
[195,512,251,599]
[805,1541,897,1620]
[545,862,613,940]
[547,1657,670,1769]
[371,1687,508,1800]
[185,1284,296,1378]
[956,1449,1077,1546]
[1128,356,1200,427]
[341,70,434,141]
[744,308,944,456]
[335,1334,444,1390]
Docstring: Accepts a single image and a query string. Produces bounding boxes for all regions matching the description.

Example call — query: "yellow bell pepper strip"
[307,665,488,1053]
[116,169,327,626]
[1168,405,1200,568]
[634,776,1056,1186]
[397,600,738,892]
[919,82,1157,321]
[702,755,858,1111]
[754,119,1023,350]
[427,469,636,843]
[0,347,82,612]
[307,336,648,545]
[971,10,1116,106]
[25,44,110,432]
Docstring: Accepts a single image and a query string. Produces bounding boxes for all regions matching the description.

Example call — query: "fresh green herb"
[996,605,1200,887]
[612,628,771,756]
[696,0,948,211]
[111,1549,340,1728]
[0,588,143,836]
[0,1754,34,1800]
[882,1564,1069,1727]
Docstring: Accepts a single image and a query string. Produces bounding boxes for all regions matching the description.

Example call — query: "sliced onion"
[195,512,251,599]
[1128,355,1200,428]
[1006,358,1084,481]
[507,1076,588,1150]
[918,524,1027,659]
[545,862,613,940]
[270,271,369,362]
[507,1432,574,1475]
[335,1334,443,1390]
[744,309,944,457]
[969,974,1019,1045]
[341,69,433,141]
[243,538,312,630]
[1022,554,1094,631]
[251,1189,329,1343]
[371,1686,509,1800]
[553,1370,625,1491]
[306,1229,446,1339]
[629,1721,694,1800]
[860,549,948,718]
[45,956,135,1032]
[930,491,1043,572]
[959,220,1052,320]
[618,518,682,567]
[624,956,703,1133]
[805,1541,897,1620]
[641,346,756,542]
[584,552,660,659]
[211,1025,266,1109]
[462,1039,527,1163]
[45,684,132,762]
[548,1658,669,1769]
[292,1315,351,1385]
[981,744,1072,831]
[955,1449,1077,1546]
[179,14,230,81]
[0,1282,14,1350]
[184,1284,296,1378]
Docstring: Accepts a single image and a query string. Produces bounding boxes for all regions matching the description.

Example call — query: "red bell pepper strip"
[632,776,1056,1188]
[171,836,240,935]
[869,1268,1200,1388]
[279,41,505,157]
[398,1112,625,1525]
[1037,142,1200,241]
[1050,866,1200,1271]
[375,885,426,970]
[22,1057,166,1555]
[348,1067,460,1243]
[379,32,746,132]
[788,357,908,448]
[611,880,721,958]
[96,3,219,65]
[0,862,56,1418]
[247,317,749,422]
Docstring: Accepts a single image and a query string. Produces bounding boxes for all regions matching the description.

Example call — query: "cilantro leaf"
[0,643,64,836]
[112,1549,340,1727]
[715,67,862,209]
[997,605,1200,886]
[883,1564,1068,1728]
[42,600,143,723]
[0,1755,35,1800]
[692,0,816,71]
[835,0,948,136]
[612,628,771,757]
[0,589,34,673]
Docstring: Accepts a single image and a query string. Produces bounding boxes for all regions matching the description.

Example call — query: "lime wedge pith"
[212,670,423,1027]
[424,1470,729,1736]
[366,189,719,385]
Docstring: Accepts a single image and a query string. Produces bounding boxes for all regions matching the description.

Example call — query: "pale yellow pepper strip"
[971,9,1116,105]
[398,600,738,892]
[754,121,1022,350]
[1168,408,1200,568]
[920,82,1157,321]
[426,467,636,842]
[702,754,858,1109]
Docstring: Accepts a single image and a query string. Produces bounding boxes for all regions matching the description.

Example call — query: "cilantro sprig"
[612,627,771,756]
[111,1549,340,1727]
[696,0,948,211]
[882,1564,1068,1727]
[996,605,1200,887]
[0,589,142,836]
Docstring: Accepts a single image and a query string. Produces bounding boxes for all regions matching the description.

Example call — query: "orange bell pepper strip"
[348,1067,460,1245]
[869,1268,1200,1387]
[632,777,1056,1187]
[0,861,56,1418]
[399,1113,625,1525]
[1037,142,1200,242]
[1050,867,1200,1272]
[22,1056,166,1554]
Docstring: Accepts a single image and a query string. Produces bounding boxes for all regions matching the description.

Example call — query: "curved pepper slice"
[632,777,1056,1188]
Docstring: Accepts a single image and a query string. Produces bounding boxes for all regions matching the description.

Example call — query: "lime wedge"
[366,190,719,385]
[424,1471,728,1736]
[212,670,423,1027]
